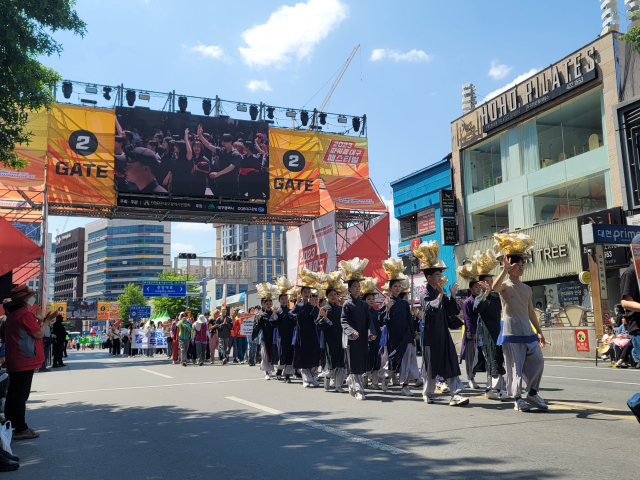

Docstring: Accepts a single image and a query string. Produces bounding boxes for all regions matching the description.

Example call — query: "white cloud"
[246,80,273,92]
[484,68,540,102]
[171,242,194,251]
[173,224,214,232]
[190,45,224,59]
[370,48,431,62]
[239,0,349,68]
[488,60,512,80]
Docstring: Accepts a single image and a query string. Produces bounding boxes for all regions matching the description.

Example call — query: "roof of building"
[390,154,452,187]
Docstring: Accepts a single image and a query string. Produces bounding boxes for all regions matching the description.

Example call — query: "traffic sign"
[143,282,186,297]
[130,306,151,318]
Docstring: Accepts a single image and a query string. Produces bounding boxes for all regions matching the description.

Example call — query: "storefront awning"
[214,292,245,308]
[321,175,387,212]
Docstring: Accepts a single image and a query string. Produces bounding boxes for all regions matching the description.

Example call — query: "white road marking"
[226,396,408,455]
[30,378,261,398]
[107,359,118,363]
[546,375,640,386]
[140,368,173,379]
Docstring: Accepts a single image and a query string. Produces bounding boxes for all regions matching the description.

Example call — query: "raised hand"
[503,256,514,272]
[449,283,459,297]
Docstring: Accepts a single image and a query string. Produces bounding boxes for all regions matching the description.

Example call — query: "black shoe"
[0,456,18,472]
[0,447,18,462]
[284,376,291,383]
[233,359,239,364]
[222,358,228,365]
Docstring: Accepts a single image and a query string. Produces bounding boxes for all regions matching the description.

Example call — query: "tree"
[621,14,640,51]
[1,1,86,169]
[118,283,147,326]
[152,270,202,320]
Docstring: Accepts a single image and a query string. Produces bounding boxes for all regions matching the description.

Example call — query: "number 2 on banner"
[288,155,299,167]
[75,136,90,150]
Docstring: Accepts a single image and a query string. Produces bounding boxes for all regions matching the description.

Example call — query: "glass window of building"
[276,249,281,257]
[530,172,607,225]
[228,285,237,296]
[266,232,272,239]
[399,214,417,242]
[464,135,503,194]
[239,284,248,293]
[276,265,281,274]
[266,241,272,248]
[470,204,509,240]
[267,266,272,274]
[267,249,272,256]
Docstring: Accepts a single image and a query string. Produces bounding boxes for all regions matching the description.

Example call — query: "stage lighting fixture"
[267,106,275,119]
[237,104,248,112]
[126,89,136,106]
[285,110,296,118]
[249,105,258,121]
[81,98,97,105]
[300,110,309,126]
[319,112,327,125]
[62,81,73,99]
[85,85,98,94]
[103,86,112,100]
[178,96,188,113]
[138,92,150,101]
[352,116,361,132]
[202,99,212,116]
[337,115,347,124]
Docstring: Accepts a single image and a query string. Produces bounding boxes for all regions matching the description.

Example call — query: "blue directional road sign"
[129,306,151,318]
[142,281,186,298]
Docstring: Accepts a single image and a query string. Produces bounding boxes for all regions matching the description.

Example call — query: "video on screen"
[114,107,269,200]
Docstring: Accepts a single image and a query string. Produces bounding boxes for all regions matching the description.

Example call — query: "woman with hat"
[252,283,280,380]
[414,241,468,407]
[360,277,382,390]
[339,260,376,400]
[457,259,483,390]
[291,269,321,387]
[271,277,296,383]
[3,285,57,440]
[491,233,548,412]
[316,271,346,393]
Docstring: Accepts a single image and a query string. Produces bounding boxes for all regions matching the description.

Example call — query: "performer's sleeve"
[473,290,487,312]
[423,291,442,312]
[340,302,357,337]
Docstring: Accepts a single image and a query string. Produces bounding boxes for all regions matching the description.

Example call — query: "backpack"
[627,392,640,423]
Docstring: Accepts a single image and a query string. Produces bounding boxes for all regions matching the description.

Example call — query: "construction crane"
[55,217,69,239]
[311,44,360,128]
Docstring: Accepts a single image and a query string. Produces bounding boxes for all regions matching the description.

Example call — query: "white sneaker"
[514,398,531,412]
[499,391,511,402]
[381,378,389,392]
[526,393,548,410]
[355,392,365,401]
[436,382,450,393]
[449,394,469,406]
[468,380,480,389]
[335,386,344,393]
[423,395,434,404]
[302,382,310,388]
[264,374,270,380]
[349,385,356,396]
[485,390,501,401]
[400,386,414,397]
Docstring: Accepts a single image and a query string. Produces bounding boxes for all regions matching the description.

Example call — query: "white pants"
[487,373,504,392]
[502,341,544,399]
[260,343,274,373]
[421,346,463,398]
[364,370,381,386]
[301,368,318,385]
[399,343,420,385]
[347,373,364,395]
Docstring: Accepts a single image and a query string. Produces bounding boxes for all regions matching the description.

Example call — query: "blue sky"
[44,0,631,256]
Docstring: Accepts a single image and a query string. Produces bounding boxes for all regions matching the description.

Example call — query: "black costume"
[316,302,345,371]
[341,295,373,376]
[292,302,320,369]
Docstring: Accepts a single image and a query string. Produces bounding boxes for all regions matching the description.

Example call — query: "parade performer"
[361,277,382,390]
[340,258,375,400]
[252,283,280,380]
[380,258,417,397]
[457,260,482,390]
[316,271,346,393]
[492,233,548,412]
[415,241,468,406]
[272,276,296,383]
[292,269,321,387]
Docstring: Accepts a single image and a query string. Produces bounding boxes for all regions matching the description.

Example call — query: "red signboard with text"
[417,207,436,235]
[575,329,590,352]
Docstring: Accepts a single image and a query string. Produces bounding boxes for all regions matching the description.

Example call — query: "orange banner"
[46,104,115,206]
[318,133,368,178]
[1,109,47,191]
[97,302,110,321]
[322,175,387,212]
[268,129,320,216]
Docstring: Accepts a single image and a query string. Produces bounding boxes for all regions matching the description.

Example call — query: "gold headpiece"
[382,258,405,280]
[413,240,447,270]
[298,267,320,287]
[339,257,369,281]
[360,276,378,295]
[317,271,343,292]
[275,276,295,295]
[474,249,499,275]
[257,282,280,300]
[456,261,480,282]
[493,233,536,259]
[440,276,448,288]
[337,282,349,297]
